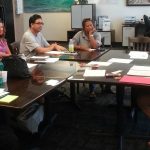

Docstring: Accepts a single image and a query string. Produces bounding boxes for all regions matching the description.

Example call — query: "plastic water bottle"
[68,39,74,53]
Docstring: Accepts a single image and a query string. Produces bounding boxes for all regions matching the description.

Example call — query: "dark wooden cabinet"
[0,0,15,43]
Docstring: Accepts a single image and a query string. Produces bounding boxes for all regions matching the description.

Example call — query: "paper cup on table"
[1,71,7,82]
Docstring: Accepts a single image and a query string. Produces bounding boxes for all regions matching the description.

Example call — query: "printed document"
[127,65,150,76]
[129,51,148,59]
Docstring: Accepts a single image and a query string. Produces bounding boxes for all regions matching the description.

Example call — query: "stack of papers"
[87,61,112,66]
[30,56,49,60]
[45,51,78,55]
[83,69,106,78]
[45,51,64,55]
[129,51,148,59]
[34,58,59,63]
[127,65,150,76]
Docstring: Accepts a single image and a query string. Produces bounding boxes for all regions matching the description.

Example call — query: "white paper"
[127,70,150,77]
[63,52,78,55]
[27,63,37,69]
[45,79,59,86]
[130,65,150,71]
[83,69,106,77]
[0,88,5,93]
[45,51,65,55]
[35,58,59,63]
[0,91,9,98]
[108,58,133,64]
[30,56,49,60]
[87,61,112,66]
[127,65,150,76]
[129,51,148,59]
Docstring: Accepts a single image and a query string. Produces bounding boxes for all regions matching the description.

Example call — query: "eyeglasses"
[34,22,44,25]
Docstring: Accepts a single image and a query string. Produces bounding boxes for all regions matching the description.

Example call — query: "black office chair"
[143,15,150,37]
[9,41,20,55]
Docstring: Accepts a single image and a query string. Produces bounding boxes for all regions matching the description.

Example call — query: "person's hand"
[49,43,57,50]
[55,44,66,51]
[0,52,5,58]
[89,27,96,36]
[31,68,45,85]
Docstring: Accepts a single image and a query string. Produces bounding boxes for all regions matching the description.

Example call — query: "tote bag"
[2,55,30,78]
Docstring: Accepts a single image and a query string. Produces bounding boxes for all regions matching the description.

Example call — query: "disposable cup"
[1,71,7,82]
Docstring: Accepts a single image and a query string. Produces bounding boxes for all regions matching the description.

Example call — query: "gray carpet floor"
[24,83,150,150]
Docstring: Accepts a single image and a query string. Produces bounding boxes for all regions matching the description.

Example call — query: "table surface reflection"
[0,61,77,109]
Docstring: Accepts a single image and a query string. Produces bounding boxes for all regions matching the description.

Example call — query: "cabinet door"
[122,27,135,46]
[71,4,95,29]
[71,5,82,29]
[99,32,111,45]
[81,5,93,21]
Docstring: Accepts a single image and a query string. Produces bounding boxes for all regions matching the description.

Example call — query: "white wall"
[23,13,71,41]
[14,0,150,42]
[88,0,150,42]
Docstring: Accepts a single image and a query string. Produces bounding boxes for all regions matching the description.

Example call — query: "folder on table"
[119,75,150,85]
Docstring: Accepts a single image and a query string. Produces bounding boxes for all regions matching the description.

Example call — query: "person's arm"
[35,43,56,54]
[88,27,97,49]
[54,43,67,51]
[35,43,66,53]
[0,42,11,58]
[74,44,89,51]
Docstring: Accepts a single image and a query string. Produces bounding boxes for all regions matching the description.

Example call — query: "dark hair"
[0,20,6,38]
[29,14,42,27]
[82,18,93,28]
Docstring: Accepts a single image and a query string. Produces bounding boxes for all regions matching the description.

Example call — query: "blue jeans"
[89,84,96,93]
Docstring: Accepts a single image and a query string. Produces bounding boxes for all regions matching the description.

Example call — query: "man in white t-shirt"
[20,14,66,59]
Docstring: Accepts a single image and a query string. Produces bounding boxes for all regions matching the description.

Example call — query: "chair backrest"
[128,36,150,51]
[100,37,105,51]
[10,41,20,55]
[143,15,150,37]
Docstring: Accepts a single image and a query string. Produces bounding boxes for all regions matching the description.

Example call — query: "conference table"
[45,49,108,62]
[1,49,149,149]
[67,49,150,150]
[0,49,107,109]
[0,60,77,109]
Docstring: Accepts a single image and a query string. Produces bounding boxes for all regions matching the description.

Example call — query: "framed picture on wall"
[127,0,150,6]
[24,0,74,12]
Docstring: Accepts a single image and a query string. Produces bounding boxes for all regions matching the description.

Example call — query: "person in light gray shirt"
[20,14,66,59]
[73,18,101,51]
[73,18,102,98]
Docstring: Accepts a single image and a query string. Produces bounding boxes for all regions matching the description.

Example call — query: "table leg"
[116,85,125,150]
[70,82,81,110]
